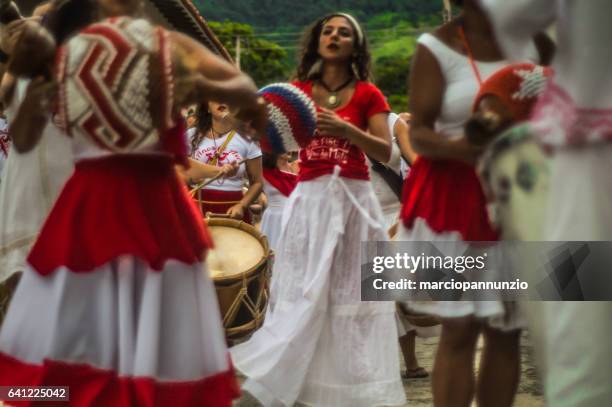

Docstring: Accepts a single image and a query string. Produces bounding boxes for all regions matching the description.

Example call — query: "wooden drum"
[206,217,271,340]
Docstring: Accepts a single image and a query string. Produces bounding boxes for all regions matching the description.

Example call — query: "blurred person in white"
[480,1,612,406]
[368,112,416,228]
[0,0,91,307]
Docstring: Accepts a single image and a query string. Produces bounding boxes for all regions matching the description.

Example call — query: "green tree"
[208,21,290,86]
[374,54,411,112]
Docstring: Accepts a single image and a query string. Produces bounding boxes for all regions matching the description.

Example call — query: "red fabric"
[193,189,252,224]
[0,352,240,407]
[262,168,297,197]
[473,63,553,121]
[400,158,498,241]
[161,118,189,166]
[292,81,390,182]
[28,155,213,275]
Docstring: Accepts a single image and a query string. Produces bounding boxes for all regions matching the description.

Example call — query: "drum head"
[207,224,266,279]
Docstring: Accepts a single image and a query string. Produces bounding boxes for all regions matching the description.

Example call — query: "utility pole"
[235,35,241,69]
[443,0,452,23]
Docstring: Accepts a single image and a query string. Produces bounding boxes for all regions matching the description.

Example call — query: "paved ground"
[234,334,544,407]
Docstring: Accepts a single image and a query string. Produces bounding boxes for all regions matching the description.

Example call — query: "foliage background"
[194,0,444,111]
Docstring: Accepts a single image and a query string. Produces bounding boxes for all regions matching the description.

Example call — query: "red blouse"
[292,81,390,181]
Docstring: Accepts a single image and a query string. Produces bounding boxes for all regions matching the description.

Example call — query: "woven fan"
[258,83,317,153]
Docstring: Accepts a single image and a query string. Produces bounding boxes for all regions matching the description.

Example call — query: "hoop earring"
[307,58,323,79]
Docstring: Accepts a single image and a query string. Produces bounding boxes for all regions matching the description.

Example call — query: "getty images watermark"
[361,241,612,301]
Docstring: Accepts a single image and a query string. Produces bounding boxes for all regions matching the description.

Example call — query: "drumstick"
[192,158,248,190]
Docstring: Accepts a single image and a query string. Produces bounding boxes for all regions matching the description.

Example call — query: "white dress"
[231,170,406,407]
[0,80,74,281]
[367,112,403,229]
[260,180,290,251]
[397,33,537,328]
[481,1,612,406]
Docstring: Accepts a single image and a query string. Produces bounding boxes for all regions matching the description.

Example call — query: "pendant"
[327,93,341,108]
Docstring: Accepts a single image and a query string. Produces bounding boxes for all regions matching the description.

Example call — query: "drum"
[478,123,551,240]
[206,217,271,340]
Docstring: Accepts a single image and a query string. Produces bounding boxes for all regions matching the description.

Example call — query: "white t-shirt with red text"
[188,128,261,191]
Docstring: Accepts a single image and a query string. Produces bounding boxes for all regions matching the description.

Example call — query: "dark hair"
[190,103,213,154]
[262,151,280,170]
[44,0,97,44]
[296,13,371,82]
[451,0,464,7]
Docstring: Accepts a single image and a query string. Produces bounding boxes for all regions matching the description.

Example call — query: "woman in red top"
[231,13,405,407]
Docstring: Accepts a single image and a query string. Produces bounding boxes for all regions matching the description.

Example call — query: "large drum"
[478,123,550,240]
[206,217,271,340]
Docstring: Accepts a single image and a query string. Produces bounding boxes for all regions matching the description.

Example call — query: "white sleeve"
[479,0,557,61]
[246,139,262,160]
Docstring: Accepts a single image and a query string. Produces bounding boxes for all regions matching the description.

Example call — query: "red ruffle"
[400,157,498,241]
[263,168,297,197]
[28,155,213,275]
[0,352,240,407]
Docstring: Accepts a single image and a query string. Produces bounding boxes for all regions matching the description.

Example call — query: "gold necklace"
[319,77,354,109]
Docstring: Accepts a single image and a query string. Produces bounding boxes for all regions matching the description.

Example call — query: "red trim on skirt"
[194,189,252,224]
[28,155,213,275]
[0,352,240,407]
[400,157,498,241]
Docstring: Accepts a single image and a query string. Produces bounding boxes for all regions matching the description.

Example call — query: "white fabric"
[417,33,538,138]
[481,0,612,111]
[366,112,402,225]
[396,219,524,331]
[0,117,9,179]
[0,258,230,381]
[189,128,262,191]
[480,3,612,405]
[527,144,612,407]
[260,180,289,251]
[0,80,73,281]
[231,172,405,407]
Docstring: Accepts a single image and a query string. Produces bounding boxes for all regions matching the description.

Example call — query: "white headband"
[327,13,364,47]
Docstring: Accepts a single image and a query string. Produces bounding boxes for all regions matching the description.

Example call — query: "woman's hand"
[218,162,239,178]
[226,203,245,220]
[10,76,56,153]
[317,108,349,139]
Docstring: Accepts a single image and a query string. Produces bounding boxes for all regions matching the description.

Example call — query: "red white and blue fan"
[258,83,317,153]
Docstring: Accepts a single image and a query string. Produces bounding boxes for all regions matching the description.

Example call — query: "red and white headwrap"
[473,63,553,121]
[56,17,175,152]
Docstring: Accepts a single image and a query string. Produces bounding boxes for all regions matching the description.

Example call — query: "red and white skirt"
[0,155,239,406]
[400,157,497,242]
[397,158,523,329]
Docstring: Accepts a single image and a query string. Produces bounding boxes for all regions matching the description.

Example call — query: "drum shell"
[206,218,270,340]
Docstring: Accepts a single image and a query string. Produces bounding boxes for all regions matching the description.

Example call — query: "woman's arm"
[227,157,263,220]
[176,158,238,185]
[170,32,267,137]
[408,44,482,164]
[394,117,418,165]
[9,77,54,153]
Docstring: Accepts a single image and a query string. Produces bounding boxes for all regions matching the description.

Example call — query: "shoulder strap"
[458,26,483,85]
[210,130,236,166]
[367,155,403,200]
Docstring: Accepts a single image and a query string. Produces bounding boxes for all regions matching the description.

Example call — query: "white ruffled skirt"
[231,171,406,407]
[396,219,525,331]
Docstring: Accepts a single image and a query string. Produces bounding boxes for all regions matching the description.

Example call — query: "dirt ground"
[234,334,544,407]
